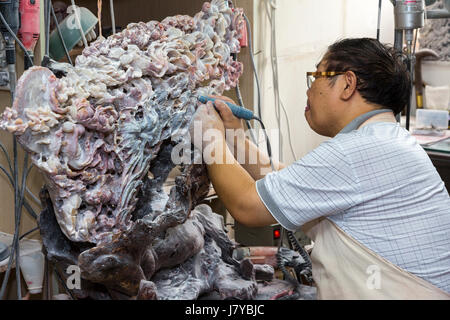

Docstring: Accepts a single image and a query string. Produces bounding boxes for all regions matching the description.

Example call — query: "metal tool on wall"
[389,0,450,129]
[414,49,439,109]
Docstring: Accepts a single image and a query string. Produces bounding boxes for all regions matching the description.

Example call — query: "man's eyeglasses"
[306,71,346,89]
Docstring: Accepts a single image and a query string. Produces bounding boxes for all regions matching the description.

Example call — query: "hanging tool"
[414,49,439,109]
[392,0,425,129]
[0,0,20,92]
[393,0,425,56]
[18,0,40,70]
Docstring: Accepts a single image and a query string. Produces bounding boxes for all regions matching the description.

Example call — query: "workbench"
[422,136,450,192]
[401,116,450,191]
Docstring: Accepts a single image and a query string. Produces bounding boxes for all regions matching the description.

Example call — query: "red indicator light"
[273,229,281,239]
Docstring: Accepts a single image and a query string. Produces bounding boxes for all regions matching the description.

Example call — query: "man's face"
[305,60,342,137]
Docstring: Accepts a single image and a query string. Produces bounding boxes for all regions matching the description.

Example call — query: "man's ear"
[341,71,357,101]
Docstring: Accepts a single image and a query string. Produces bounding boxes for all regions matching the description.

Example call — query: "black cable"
[0,142,13,174]
[51,0,73,65]
[234,84,258,144]
[406,56,413,131]
[0,164,14,186]
[0,164,38,220]
[0,8,38,300]
[0,212,22,300]
[286,231,313,285]
[243,14,262,120]
[413,28,418,55]
[286,231,312,270]
[18,154,31,225]
[53,267,76,300]
[13,124,21,300]
[377,0,382,41]
[276,248,298,287]
[44,0,48,56]
[19,227,39,240]
[252,117,274,171]
[23,201,38,220]
[276,230,301,290]
[45,0,51,57]
[11,148,31,299]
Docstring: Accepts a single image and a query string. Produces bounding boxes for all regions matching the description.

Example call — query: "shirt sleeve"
[256,139,361,231]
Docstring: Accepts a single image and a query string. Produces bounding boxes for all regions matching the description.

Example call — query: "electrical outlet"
[0,36,10,90]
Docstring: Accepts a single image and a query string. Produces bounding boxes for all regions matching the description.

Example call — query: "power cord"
[264,0,298,162]
[252,116,275,171]
[377,0,382,40]
[243,13,262,120]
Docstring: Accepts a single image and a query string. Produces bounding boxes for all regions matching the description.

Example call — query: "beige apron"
[303,218,450,300]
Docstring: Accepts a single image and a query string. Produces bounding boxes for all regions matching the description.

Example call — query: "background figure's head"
[305,38,411,137]
[323,38,411,115]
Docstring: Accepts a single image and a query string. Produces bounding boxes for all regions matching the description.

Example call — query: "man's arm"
[229,133,285,180]
[206,139,310,234]
[191,102,278,227]
[205,136,278,227]
[210,96,286,180]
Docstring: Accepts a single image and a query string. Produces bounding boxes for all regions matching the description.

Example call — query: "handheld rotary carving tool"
[198,95,256,120]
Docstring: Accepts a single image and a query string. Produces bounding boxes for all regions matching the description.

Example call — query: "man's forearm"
[204,138,278,227]
[228,133,285,180]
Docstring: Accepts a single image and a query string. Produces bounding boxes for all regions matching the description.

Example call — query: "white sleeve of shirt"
[256,139,362,231]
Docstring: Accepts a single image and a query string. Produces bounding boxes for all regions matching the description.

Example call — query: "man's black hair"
[323,38,411,115]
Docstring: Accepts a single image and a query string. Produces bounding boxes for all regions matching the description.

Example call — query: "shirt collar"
[339,109,393,134]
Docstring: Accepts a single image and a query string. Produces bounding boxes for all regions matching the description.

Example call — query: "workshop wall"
[253,0,395,164]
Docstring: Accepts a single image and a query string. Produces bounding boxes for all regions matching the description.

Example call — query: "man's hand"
[189,97,279,228]
[209,95,245,131]
[190,101,225,152]
[208,95,247,149]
